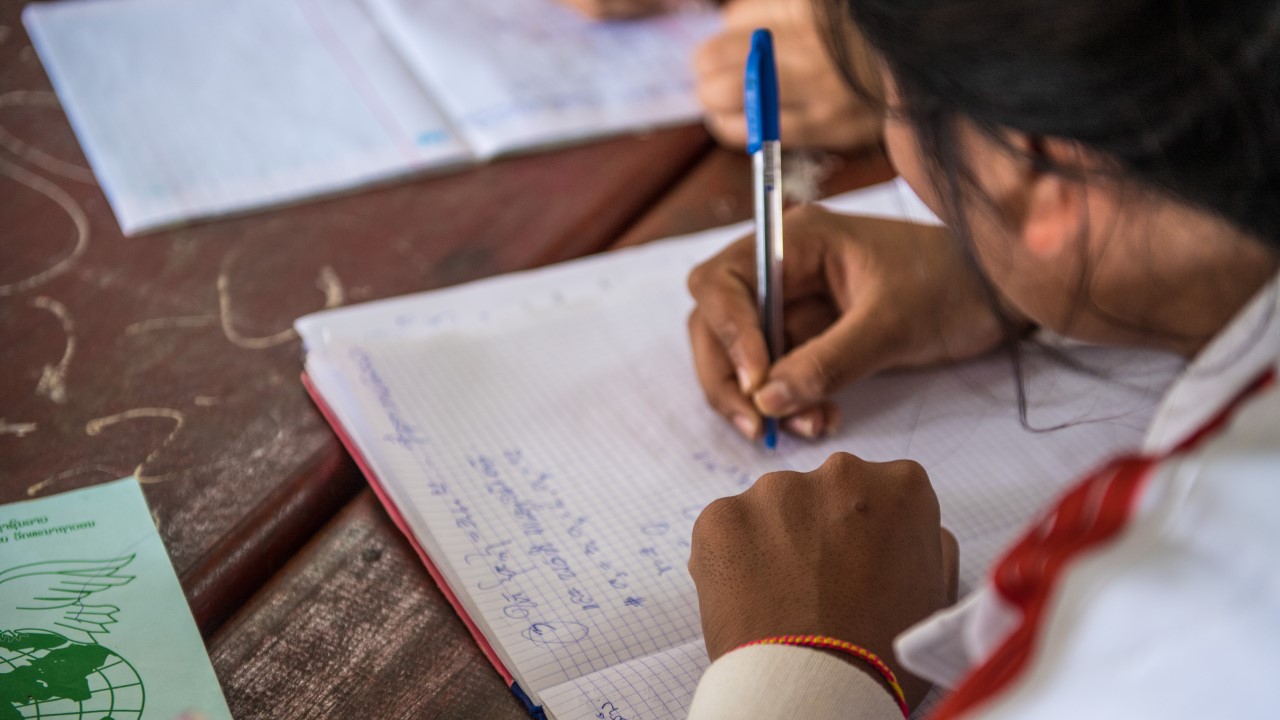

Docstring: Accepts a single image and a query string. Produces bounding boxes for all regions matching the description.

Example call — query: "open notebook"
[296,180,1184,719]
[23,0,718,234]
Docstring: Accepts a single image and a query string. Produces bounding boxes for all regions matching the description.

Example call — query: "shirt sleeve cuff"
[686,644,903,720]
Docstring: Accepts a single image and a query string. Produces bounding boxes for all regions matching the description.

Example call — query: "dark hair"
[816,0,1280,428]
[819,0,1280,249]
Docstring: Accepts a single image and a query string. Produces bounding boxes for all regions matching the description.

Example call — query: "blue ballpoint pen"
[745,29,784,451]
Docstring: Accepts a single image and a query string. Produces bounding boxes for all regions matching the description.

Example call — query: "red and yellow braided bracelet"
[734,635,910,718]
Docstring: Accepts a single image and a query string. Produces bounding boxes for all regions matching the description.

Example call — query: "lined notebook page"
[364,0,721,158]
[24,0,469,235]
[306,256,1181,716]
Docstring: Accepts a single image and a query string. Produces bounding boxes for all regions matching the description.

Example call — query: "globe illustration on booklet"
[0,557,146,720]
[0,629,144,720]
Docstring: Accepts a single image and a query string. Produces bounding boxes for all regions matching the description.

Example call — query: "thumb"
[752,304,892,417]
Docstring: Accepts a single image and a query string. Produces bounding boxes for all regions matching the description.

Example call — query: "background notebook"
[23,0,719,235]
[295,179,1184,719]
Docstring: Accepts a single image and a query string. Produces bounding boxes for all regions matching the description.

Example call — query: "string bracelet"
[734,634,910,718]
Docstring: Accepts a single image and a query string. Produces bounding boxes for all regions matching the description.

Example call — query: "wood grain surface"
[614,145,895,249]
[0,0,710,637]
[209,490,528,720]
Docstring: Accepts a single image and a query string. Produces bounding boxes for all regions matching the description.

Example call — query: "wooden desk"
[205,145,895,717]
[0,0,707,643]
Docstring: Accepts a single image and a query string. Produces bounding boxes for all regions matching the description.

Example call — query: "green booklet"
[0,477,232,720]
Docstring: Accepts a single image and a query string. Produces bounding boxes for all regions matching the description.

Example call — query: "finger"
[689,309,764,440]
[560,0,618,19]
[782,101,883,151]
[687,239,772,394]
[783,296,839,348]
[780,401,840,439]
[753,301,893,416]
[702,59,838,116]
[940,527,960,603]
[721,0,813,30]
[704,108,832,150]
[705,111,749,148]
[780,300,843,439]
[558,0,598,18]
[596,0,671,18]
[694,28,752,76]
[696,67,745,114]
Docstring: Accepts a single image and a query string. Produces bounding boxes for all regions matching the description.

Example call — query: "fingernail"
[736,365,754,394]
[790,415,819,439]
[754,381,794,416]
[733,413,759,440]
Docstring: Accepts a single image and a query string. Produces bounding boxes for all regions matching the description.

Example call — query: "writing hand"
[694,0,880,150]
[687,206,1020,440]
[689,451,959,708]
[557,0,674,20]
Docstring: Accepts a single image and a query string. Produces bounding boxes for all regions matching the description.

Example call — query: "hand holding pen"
[686,206,1016,443]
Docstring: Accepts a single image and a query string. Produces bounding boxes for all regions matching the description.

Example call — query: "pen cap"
[745,28,780,154]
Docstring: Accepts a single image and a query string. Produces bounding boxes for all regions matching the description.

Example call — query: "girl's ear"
[1018,139,1087,260]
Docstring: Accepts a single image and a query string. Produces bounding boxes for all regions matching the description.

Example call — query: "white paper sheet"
[23,0,469,235]
[364,0,720,158]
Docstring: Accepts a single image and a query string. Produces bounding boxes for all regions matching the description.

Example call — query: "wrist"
[813,646,903,707]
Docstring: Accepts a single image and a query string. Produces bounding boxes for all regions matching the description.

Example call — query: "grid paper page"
[24,0,468,234]
[540,639,708,720]
[309,257,1182,714]
[364,0,720,157]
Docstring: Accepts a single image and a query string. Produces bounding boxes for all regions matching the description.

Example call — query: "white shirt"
[687,274,1280,719]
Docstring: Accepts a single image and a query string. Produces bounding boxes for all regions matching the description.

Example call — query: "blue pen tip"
[763,418,778,451]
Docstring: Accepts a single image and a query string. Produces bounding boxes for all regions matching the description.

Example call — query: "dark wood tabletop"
[0,0,707,638]
[1,0,899,714]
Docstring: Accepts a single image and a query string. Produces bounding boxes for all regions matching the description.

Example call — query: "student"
[559,0,880,150]
[682,0,1280,717]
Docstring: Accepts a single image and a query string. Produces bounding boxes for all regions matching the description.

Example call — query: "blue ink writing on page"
[350,347,426,449]
[463,535,532,592]
[639,546,674,576]
[568,587,600,611]
[502,591,538,620]
[692,450,753,489]
[528,543,579,580]
[477,562,532,591]
[522,620,590,647]
[597,700,630,720]
[448,497,482,544]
